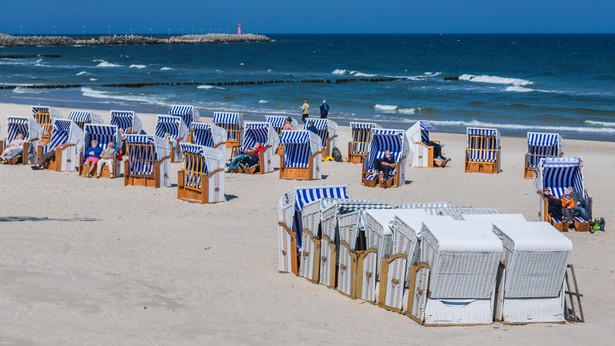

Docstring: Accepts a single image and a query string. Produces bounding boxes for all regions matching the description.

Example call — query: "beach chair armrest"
[213,142,227,149]
[208,168,225,177]
[157,155,170,163]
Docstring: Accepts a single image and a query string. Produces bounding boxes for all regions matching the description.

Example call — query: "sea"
[1,34,614,140]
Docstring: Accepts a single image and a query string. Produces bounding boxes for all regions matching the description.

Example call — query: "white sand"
[1,102,614,344]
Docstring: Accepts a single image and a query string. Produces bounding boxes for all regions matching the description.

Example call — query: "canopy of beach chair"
[31,105,61,119]
[155,115,189,140]
[241,121,279,150]
[535,157,584,199]
[310,118,338,148]
[110,110,143,134]
[280,130,321,169]
[69,110,103,130]
[265,115,298,133]
[169,105,200,128]
[6,116,41,143]
[43,119,83,154]
[83,124,120,154]
[190,123,226,150]
[526,132,563,168]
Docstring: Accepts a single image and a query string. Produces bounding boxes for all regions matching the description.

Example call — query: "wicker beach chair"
[362,128,409,188]
[1,116,41,165]
[534,157,591,232]
[110,110,143,134]
[279,130,322,180]
[168,104,200,128]
[265,115,298,155]
[123,135,171,188]
[299,200,323,283]
[277,186,349,275]
[348,122,379,164]
[309,118,338,157]
[213,111,244,149]
[396,202,454,215]
[79,124,121,178]
[68,110,103,130]
[233,121,279,174]
[407,219,502,326]
[408,120,448,168]
[155,115,189,163]
[31,105,61,145]
[187,122,227,155]
[491,221,572,324]
[524,132,563,179]
[177,143,225,204]
[36,119,84,172]
[465,127,501,173]
[439,207,498,221]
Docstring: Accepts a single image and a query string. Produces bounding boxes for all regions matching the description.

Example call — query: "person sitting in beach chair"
[543,188,563,220]
[227,142,264,173]
[561,193,575,226]
[83,140,102,178]
[568,186,591,221]
[31,140,69,170]
[375,150,396,185]
[0,132,26,163]
[96,142,116,179]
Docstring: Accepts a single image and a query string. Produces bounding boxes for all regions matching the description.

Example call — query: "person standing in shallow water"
[300,100,310,124]
[319,100,329,119]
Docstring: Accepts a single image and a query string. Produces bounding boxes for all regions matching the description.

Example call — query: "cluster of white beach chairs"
[277,185,579,325]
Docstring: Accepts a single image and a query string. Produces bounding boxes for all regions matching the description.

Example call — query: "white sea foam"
[505,85,535,93]
[398,108,418,114]
[240,62,245,66]
[585,120,615,127]
[12,87,47,94]
[423,72,442,77]
[93,59,122,68]
[258,100,268,103]
[413,119,615,135]
[90,78,98,81]
[129,64,146,69]
[80,87,168,106]
[459,74,533,86]
[76,71,91,76]
[160,67,173,71]
[374,104,399,113]
[197,85,225,90]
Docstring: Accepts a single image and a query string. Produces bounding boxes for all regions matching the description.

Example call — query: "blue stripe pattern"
[31,106,52,117]
[126,135,158,175]
[180,142,208,188]
[265,115,286,129]
[281,130,311,168]
[295,186,349,211]
[364,129,404,179]
[83,124,118,163]
[155,115,182,139]
[213,112,243,141]
[539,157,584,198]
[7,117,30,142]
[311,118,330,147]
[69,110,92,123]
[169,105,197,127]
[242,123,270,150]
[43,119,72,154]
[467,127,500,162]
[190,123,215,147]
[527,132,562,168]
[110,111,135,130]
[420,121,433,143]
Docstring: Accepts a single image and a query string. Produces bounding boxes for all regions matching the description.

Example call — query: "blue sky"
[1,0,614,34]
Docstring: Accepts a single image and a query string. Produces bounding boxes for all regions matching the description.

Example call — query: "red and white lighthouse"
[237,23,242,35]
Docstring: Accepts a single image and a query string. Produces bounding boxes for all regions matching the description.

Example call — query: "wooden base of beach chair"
[549,216,568,232]
[465,160,499,174]
[434,158,448,167]
[279,153,319,180]
[275,144,284,156]
[573,217,591,232]
[177,169,223,204]
[348,153,366,164]
[348,141,369,164]
[79,158,118,178]
[237,150,268,174]
[523,164,535,179]
[226,140,239,149]
[36,145,68,172]
[362,173,396,189]
[123,160,161,188]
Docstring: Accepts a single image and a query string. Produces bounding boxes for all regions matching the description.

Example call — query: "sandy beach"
[1,102,614,345]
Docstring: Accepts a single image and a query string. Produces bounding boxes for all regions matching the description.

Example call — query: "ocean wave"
[197,85,225,90]
[421,119,615,134]
[129,64,146,69]
[374,104,399,113]
[93,59,122,68]
[258,100,268,103]
[12,87,48,94]
[459,74,533,86]
[160,67,173,71]
[374,104,428,114]
[90,78,98,81]
[80,87,168,106]
[585,120,615,127]
[423,72,442,77]
[505,85,534,93]
[76,71,91,76]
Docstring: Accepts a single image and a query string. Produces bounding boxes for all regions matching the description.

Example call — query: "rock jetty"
[0,33,271,46]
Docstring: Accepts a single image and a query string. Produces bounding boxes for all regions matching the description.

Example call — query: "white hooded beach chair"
[439,207,498,220]
[31,105,61,145]
[37,119,84,172]
[309,118,338,157]
[396,202,453,215]
[465,127,501,174]
[279,130,322,180]
[79,124,121,178]
[155,114,189,163]
[68,110,103,130]
[188,122,227,153]
[277,186,349,275]
[408,219,502,326]
[534,157,591,231]
[213,111,244,149]
[299,199,324,283]
[491,221,572,324]
[408,120,448,168]
[123,135,170,188]
[177,143,225,204]
[1,116,41,165]
[169,104,200,128]
[110,110,143,134]
[235,121,279,174]
[348,122,379,164]
[362,128,409,188]
[524,132,563,179]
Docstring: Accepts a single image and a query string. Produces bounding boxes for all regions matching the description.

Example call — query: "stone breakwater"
[0,33,271,46]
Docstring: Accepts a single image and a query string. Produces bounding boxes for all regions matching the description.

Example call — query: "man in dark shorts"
[375,150,396,183]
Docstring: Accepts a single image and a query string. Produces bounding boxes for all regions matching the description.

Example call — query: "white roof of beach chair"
[407,120,434,144]
[493,221,572,252]
[242,121,280,149]
[69,110,103,126]
[31,105,62,119]
[423,219,502,252]
[463,214,527,222]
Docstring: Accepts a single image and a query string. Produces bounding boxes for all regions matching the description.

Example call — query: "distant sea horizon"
[1,33,614,141]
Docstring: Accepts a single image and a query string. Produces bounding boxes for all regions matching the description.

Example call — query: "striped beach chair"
[1,116,41,165]
[79,124,121,178]
[348,122,380,164]
[396,202,453,215]
[155,115,189,163]
[110,110,143,134]
[188,122,227,154]
[534,157,591,231]
[465,127,501,174]
[123,135,170,188]
[309,118,338,157]
[362,128,409,188]
[408,219,502,326]
[439,207,498,220]
[279,130,322,180]
[68,110,103,130]
[213,112,244,149]
[168,104,200,128]
[37,119,84,172]
[32,105,61,145]
[277,185,349,275]
[177,143,226,204]
[491,221,572,324]
[408,120,447,168]
[524,132,563,179]
[235,121,279,174]
[265,115,298,155]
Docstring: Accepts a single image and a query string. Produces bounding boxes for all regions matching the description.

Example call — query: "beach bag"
[332,147,343,162]
[591,217,605,233]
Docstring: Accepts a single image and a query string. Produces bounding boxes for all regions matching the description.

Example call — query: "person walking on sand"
[300,100,310,124]
[319,100,329,119]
